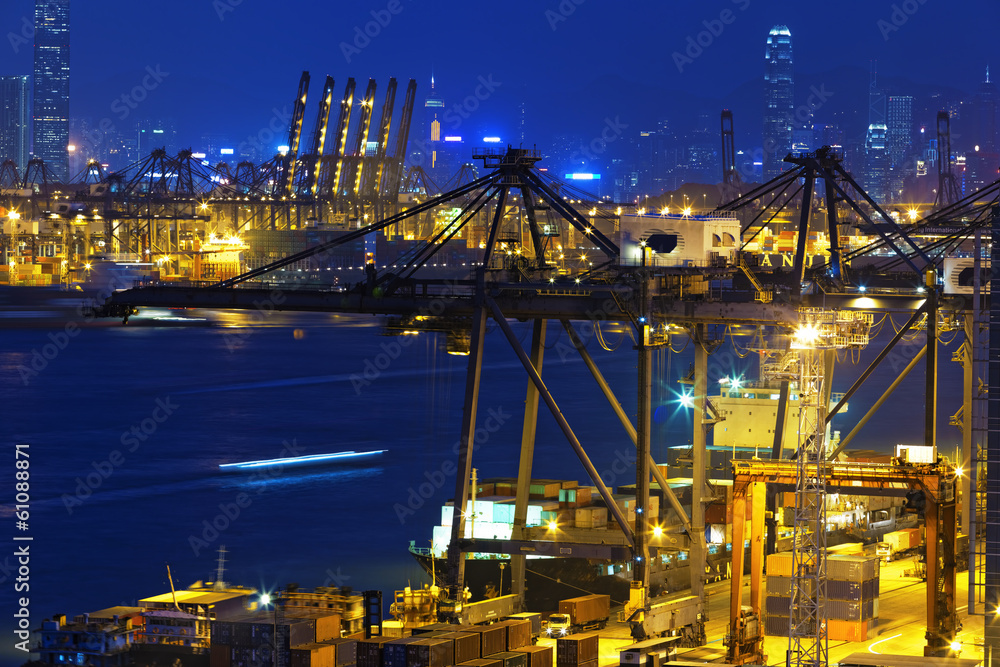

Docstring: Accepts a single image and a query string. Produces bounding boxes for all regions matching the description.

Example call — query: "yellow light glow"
[682,207,692,217]
[955,466,964,477]
[661,207,669,215]
[8,210,19,220]
[547,521,558,531]
[794,323,821,347]
[950,641,961,652]
[652,526,663,537]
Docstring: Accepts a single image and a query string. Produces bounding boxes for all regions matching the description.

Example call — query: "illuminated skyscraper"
[0,76,31,170]
[863,124,889,202]
[32,0,70,182]
[763,25,793,180]
[423,73,444,171]
[886,95,913,200]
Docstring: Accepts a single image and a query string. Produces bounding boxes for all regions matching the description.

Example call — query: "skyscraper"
[863,124,889,202]
[32,0,70,183]
[0,76,31,170]
[763,26,793,180]
[422,74,444,171]
[886,95,913,200]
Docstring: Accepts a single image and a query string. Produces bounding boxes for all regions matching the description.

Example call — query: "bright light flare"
[793,323,821,348]
[652,525,663,537]
[547,520,558,531]
[678,391,694,409]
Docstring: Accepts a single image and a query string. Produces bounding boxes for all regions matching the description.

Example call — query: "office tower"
[886,96,913,201]
[763,26,793,180]
[863,124,889,202]
[0,76,31,169]
[422,74,444,173]
[32,0,71,183]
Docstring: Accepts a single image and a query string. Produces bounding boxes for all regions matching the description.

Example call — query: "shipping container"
[439,631,481,663]
[506,613,541,640]
[357,635,394,667]
[764,596,790,616]
[490,651,528,667]
[319,637,358,666]
[408,637,455,667]
[459,659,503,667]
[556,633,599,665]
[763,615,790,637]
[557,595,610,628]
[291,642,335,667]
[765,576,815,597]
[827,618,878,642]
[827,555,878,581]
[825,600,863,622]
[513,645,552,667]
[826,580,862,601]
[463,624,507,657]
[383,636,424,667]
[494,619,531,649]
[766,552,793,577]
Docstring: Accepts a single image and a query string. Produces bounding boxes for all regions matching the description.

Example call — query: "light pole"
[260,593,277,667]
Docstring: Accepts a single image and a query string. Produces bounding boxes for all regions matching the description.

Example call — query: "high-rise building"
[886,95,913,201]
[32,0,70,183]
[863,124,889,202]
[0,75,31,170]
[420,74,445,173]
[763,25,793,180]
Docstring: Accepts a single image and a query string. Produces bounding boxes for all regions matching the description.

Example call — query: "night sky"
[1,0,998,154]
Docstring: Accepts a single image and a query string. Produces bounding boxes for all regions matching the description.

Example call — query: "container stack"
[407,637,455,667]
[825,554,880,641]
[764,552,880,641]
[354,621,551,667]
[556,633,599,667]
[357,636,395,667]
[513,645,553,667]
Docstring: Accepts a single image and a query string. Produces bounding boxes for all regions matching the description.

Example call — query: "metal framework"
[936,111,962,209]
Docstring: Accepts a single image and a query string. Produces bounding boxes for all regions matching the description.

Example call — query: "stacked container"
[825,554,880,640]
[513,645,553,667]
[357,636,394,667]
[407,637,455,667]
[556,633,599,667]
[438,631,481,664]
[493,619,531,650]
[763,552,879,641]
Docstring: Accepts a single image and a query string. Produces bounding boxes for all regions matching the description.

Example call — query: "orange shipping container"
[827,619,877,642]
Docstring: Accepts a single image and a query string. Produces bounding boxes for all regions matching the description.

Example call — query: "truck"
[546,594,610,635]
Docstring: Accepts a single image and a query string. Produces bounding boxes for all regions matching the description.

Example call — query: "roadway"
[537,554,983,666]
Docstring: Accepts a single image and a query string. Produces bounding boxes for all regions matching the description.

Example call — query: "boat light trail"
[220,450,387,469]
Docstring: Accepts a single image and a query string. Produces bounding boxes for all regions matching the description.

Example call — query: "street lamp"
[259,593,277,667]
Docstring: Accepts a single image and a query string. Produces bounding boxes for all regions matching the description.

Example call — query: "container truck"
[546,594,610,635]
